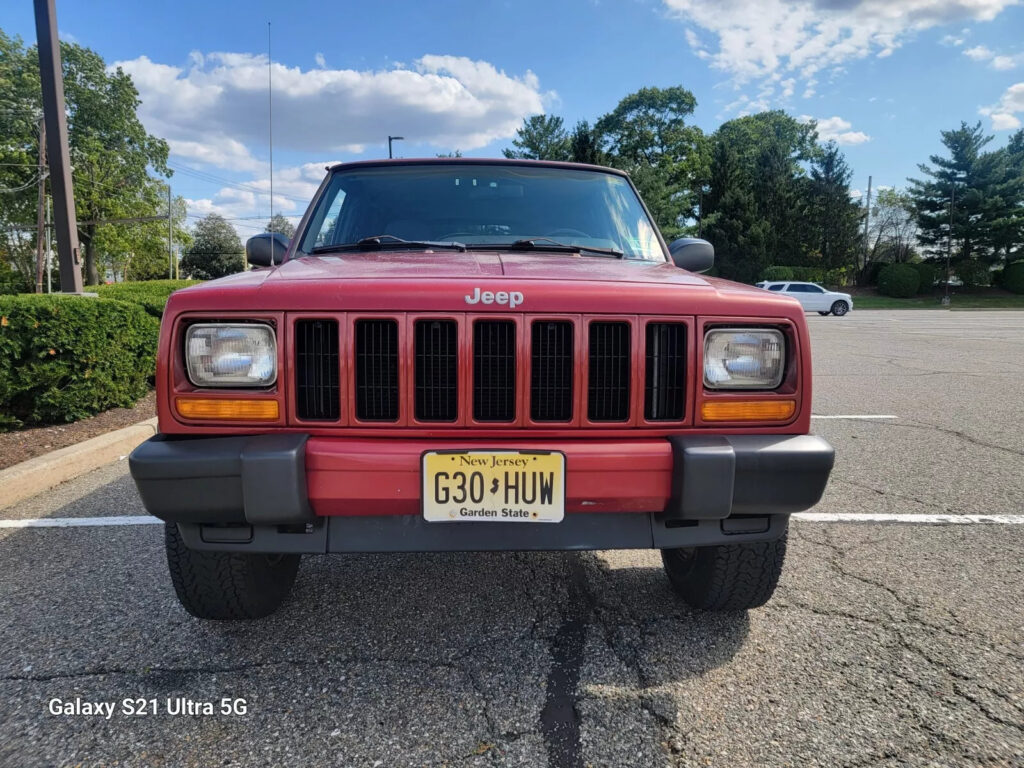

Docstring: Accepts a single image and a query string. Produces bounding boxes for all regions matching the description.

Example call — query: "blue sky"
[5,0,1024,237]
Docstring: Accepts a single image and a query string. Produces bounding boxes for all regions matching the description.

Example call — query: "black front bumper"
[129,433,834,553]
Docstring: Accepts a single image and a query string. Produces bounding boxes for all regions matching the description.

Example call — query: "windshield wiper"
[497,238,624,259]
[313,234,467,253]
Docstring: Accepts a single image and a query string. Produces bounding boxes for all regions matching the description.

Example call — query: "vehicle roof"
[325,157,629,177]
[759,280,822,286]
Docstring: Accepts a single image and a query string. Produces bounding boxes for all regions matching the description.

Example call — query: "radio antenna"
[267,21,273,225]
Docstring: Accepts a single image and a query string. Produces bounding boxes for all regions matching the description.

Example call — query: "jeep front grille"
[587,321,631,422]
[530,320,574,422]
[296,314,689,428]
[644,323,686,421]
[415,319,458,422]
[355,319,399,421]
[473,320,516,422]
[295,319,340,421]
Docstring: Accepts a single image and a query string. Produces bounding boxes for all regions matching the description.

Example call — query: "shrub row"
[0,295,159,430]
[1001,260,1024,294]
[877,263,920,297]
[761,265,854,287]
[94,279,200,318]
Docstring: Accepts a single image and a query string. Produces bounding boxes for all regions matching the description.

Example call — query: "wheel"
[164,523,300,620]
[830,301,849,316]
[660,532,787,610]
[817,311,830,316]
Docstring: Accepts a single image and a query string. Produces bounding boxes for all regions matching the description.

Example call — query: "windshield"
[298,164,666,261]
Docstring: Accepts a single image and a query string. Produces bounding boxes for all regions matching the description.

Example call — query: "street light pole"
[388,135,404,159]
[943,185,955,306]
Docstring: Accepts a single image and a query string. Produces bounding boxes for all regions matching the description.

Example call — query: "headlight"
[185,324,277,387]
[703,328,785,389]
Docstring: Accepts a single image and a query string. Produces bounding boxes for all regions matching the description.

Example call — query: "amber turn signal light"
[176,397,279,421]
[701,399,796,422]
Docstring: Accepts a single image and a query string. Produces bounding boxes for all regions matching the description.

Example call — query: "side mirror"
[668,238,714,273]
[246,232,289,267]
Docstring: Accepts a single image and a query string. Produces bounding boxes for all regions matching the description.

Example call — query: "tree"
[908,121,1024,265]
[701,139,769,283]
[806,142,862,270]
[502,115,570,160]
[265,213,295,239]
[180,214,244,280]
[712,111,820,268]
[569,121,603,165]
[0,31,173,286]
[867,188,918,264]
[595,86,707,239]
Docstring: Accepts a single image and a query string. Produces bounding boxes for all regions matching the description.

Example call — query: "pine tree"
[702,139,769,283]
[807,142,863,270]
[502,115,570,160]
[908,122,1024,264]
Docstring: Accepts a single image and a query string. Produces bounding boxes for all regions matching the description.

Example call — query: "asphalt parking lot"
[1,310,1022,767]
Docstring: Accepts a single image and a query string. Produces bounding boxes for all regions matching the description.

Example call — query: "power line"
[167,160,307,202]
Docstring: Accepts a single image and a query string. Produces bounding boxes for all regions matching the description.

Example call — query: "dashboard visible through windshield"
[298,164,667,261]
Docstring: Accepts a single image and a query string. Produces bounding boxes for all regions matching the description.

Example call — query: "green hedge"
[877,264,920,298]
[762,266,794,282]
[0,295,159,430]
[766,265,854,288]
[955,260,991,289]
[910,262,939,293]
[94,279,200,318]
[1002,261,1024,294]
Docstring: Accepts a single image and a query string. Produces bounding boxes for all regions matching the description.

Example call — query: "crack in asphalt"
[870,418,1024,458]
[794,528,1024,742]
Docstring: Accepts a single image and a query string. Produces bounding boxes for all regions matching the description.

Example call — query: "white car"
[755,281,853,316]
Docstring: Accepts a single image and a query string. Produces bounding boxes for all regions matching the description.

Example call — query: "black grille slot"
[355,319,399,421]
[644,323,686,421]
[415,320,458,422]
[473,320,516,422]
[587,322,631,422]
[531,321,574,422]
[295,319,340,421]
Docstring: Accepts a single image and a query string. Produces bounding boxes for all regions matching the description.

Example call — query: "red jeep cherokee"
[129,159,834,620]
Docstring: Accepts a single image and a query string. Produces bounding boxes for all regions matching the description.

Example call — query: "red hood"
[168,251,802,318]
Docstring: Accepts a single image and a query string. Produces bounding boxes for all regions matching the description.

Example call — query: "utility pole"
[861,175,872,276]
[167,184,174,278]
[388,135,404,159]
[35,117,47,293]
[268,22,274,225]
[34,0,83,293]
[45,196,53,293]
[943,186,955,306]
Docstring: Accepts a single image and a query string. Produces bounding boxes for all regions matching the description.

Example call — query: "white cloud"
[963,44,994,60]
[314,52,326,68]
[666,0,1018,96]
[799,114,872,144]
[980,82,1024,129]
[113,51,549,172]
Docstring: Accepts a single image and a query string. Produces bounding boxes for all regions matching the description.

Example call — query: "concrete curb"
[0,417,157,510]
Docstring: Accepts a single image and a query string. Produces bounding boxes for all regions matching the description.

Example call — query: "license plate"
[422,451,565,523]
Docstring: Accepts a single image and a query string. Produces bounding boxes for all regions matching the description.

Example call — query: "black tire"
[661,532,787,611]
[830,301,849,316]
[817,311,830,316]
[164,523,300,620]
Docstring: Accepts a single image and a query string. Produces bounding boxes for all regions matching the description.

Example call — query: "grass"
[852,291,1024,310]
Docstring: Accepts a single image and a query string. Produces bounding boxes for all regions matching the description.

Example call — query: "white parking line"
[794,513,1024,524]
[0,516,162,528]
[2,514,1023,529]
[811,415,898,420]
